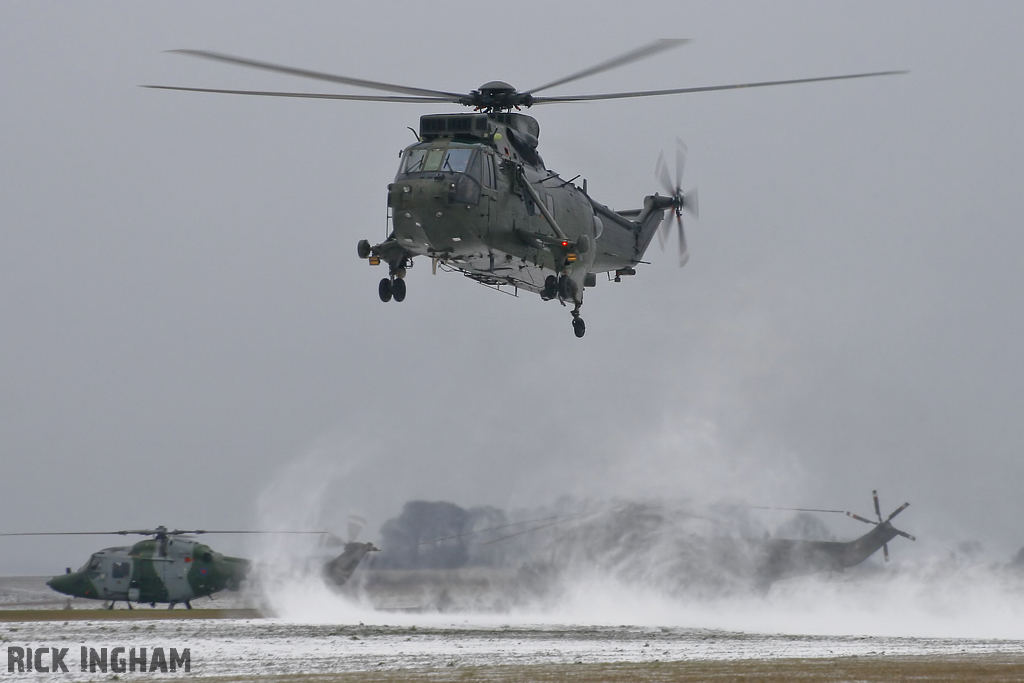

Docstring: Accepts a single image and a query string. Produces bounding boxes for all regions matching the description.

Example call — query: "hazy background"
[1,1,1022,576]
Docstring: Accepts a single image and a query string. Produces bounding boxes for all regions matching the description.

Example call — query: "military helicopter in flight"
[145,40,905,337]
[0,525,378,609]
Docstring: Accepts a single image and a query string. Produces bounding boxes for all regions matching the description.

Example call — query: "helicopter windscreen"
[79,555,101,573]
[401,145,478,175]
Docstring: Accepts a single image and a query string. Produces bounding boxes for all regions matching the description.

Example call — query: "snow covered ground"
[3,617,1024,681]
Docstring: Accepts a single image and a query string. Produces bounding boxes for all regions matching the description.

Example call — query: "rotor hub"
[470,81,532,112]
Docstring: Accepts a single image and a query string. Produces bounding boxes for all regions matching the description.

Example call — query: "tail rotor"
[845,489,916,561]
[655,138,699,266]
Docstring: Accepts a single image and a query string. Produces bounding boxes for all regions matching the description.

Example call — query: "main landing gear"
[571,311,586,338]
[360,239,410,304]
[542,273,587,338]
[378,276,407,303]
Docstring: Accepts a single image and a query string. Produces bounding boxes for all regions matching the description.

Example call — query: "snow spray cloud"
[370,497,1024,639]
[513,501,1024,638]
[250,449,378,622]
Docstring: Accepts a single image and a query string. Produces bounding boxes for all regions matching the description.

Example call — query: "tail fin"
[634,195,675,258]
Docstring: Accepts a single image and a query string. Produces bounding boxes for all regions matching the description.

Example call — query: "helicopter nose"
[46,573,75,595]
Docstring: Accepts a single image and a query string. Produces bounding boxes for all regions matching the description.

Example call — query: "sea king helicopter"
[0,522,378,609]
[146,40,905,337]
[745,489,916,588]
[409,490,914,584]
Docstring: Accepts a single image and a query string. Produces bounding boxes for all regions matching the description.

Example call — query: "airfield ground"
[193,656,1024,682]
[3,577,1024,681]
[2,613,1023,682]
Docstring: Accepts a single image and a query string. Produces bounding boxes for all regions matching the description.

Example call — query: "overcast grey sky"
[1,1,1022,575]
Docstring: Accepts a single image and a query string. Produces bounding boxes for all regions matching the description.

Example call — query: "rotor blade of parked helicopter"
[168,50,468,100]
[166,530,329,535]
[873,490,883,523]
[530,70,908,104]
[886,502,910,522]
[894,529,917,541]
[141,85,457,103]
[0,531,150,536]
[1,530,329,537]
[883,542,890,561]
[524,38,690,96]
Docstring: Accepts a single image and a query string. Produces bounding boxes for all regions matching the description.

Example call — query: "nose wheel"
[391,277,406,302]
[378,276,407,303]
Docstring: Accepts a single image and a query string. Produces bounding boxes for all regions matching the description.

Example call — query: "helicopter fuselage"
[44,534,379,607]
[365,112,672,319]
[46,536,248,606]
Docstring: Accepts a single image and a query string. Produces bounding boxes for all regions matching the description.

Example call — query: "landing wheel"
[541,274,558,301]
[572,316,586,338]
[378,278,392,302]
[357,239,372,259]
[391,277,407,302]
[558,274,578,301]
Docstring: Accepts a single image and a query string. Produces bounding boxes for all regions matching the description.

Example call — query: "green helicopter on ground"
[2,525,377,609]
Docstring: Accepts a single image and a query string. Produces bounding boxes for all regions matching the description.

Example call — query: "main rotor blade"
[883,542,890,562]
[169,50,467,100]
[167,530,328,535]
[748,506,848,514]
[873,490,883,523]
[530,70,908,104]
[894,529,917,541]
[142,85,457,104]
[480,518,576,546]
[0,530,327,537]
[0,531,144,537]
[525,38,690,95]
[416,514,569,546]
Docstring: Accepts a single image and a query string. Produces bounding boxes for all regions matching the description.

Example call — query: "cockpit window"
[401,145,480,175]
[423,149,445,172]
[442,148,474,173]
[81,555,102,572]
[402,147,427,173]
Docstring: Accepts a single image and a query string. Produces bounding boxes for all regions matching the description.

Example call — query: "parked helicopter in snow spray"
[0,523,378,609]
[146,40,905,337]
